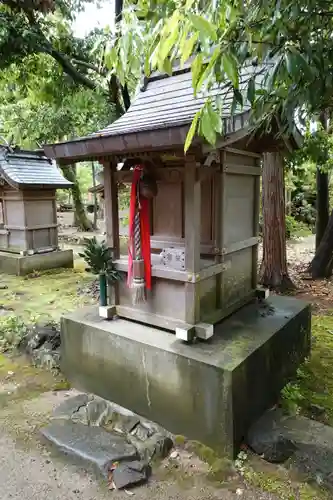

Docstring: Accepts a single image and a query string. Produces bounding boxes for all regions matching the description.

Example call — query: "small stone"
[0,285,8,290]
[139,434,173,462]
[170,451,179,459]
[236,488,243,496]
[309,404,326,418]
[247,409,296,463]
[112,460,150,490]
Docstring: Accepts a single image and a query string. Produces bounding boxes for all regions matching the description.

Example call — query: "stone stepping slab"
[41,420,138,477]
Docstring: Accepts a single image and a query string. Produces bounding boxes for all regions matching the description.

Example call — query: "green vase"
[99,273,107,307]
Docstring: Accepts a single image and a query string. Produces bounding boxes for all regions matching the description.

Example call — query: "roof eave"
[18,182,73,190]
[43,125,198,163]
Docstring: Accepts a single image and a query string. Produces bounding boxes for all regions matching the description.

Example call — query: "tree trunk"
[309,208,333,278]
[60,165,93,231]
[260,152,295,290]
[315,168,329,249]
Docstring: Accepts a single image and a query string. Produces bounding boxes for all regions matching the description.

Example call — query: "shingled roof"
[0,147,72,189]
[44,63,271,162]
[91,64,263,138]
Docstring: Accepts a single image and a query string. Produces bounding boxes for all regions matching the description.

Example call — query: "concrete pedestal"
[0,249,74,275]
[61,296,311,458]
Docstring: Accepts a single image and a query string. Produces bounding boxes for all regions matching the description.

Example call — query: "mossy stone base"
[61,296,311,458]
[0,250,73,275]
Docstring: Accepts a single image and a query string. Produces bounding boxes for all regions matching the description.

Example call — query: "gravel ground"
[0,390,278,500]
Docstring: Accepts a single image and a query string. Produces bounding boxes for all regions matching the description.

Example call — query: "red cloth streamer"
[127,165,152,290]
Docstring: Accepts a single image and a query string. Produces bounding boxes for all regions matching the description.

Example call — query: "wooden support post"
[184,155,201,325]
[102,161,120,305]
[214,150,226,309]
[252,158,261,289]
[103,161,120,258]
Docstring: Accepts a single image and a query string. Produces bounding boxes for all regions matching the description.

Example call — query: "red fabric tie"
[127,165,152,290]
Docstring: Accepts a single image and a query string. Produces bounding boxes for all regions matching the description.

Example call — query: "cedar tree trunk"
[260,152,295,290]
[315,168,329,250]
[60,165,92,231]
[309,208,333,278]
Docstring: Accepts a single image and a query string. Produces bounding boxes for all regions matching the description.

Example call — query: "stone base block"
[0,249,73,276]
[61,296,311,458]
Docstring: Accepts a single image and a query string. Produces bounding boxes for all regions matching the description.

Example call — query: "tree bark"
[308,208,333,278]
[260,152,295,290]
[60,165,93,231]
[315,168,329,250]
[316,110,330,249]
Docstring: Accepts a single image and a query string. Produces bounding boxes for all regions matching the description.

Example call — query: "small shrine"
[44,65,311,457]
[0,145,73,275]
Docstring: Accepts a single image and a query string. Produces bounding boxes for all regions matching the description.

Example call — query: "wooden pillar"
[214,150,226,309]
[102,161,120,305]
[184,155,201,325]
[252,158,261,289]
[102,161,120,259]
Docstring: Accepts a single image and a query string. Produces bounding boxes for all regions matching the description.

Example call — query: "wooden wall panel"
[25,200,55,226]
[5,200,25,226]
[223,174,255,246]
[201,178,213,244]
[152,182,182,237]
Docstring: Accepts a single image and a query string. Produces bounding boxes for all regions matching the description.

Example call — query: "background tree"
[0,52,114,229]
[0,0,130,115]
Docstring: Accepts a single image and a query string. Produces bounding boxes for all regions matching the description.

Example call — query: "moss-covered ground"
[0,261,95,324]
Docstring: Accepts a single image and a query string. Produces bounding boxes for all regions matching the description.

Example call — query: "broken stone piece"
[112,460,150,489]
[247,409,296,463]
[52,394,91,421]
[41,420,138,477]
[130,423,154,441]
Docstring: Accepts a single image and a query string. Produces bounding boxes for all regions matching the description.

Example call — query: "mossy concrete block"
[60,296,311,458]
[0,249,73,275]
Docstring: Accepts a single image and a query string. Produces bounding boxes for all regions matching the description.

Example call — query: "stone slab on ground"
[41,420,138,477]
[247,408,333,489]
[61,295,311,458]
[51,393,174,462]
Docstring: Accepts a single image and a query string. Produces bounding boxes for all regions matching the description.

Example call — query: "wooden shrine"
[44,65,301,339]
[0,145,73,274]
[45,65,310,457]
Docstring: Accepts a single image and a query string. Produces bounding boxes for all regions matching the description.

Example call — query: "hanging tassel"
[132,258,146,304]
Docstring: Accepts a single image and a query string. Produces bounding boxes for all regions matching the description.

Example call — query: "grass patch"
[244,460,331,500]
[286,314,333,422]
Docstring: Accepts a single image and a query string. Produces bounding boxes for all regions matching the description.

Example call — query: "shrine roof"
[0,147,72,189]
[44,63,276,162]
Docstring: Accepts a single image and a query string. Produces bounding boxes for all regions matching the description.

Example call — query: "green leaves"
[185,100,223,152]
[184,110,200,153]
[247,76,255,104]
[222,53,239,88]
[200,106,216,145]
[188,13,217,42]
[78,237,121,282]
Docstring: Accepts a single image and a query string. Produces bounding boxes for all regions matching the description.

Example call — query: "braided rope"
[134,211,141,259]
